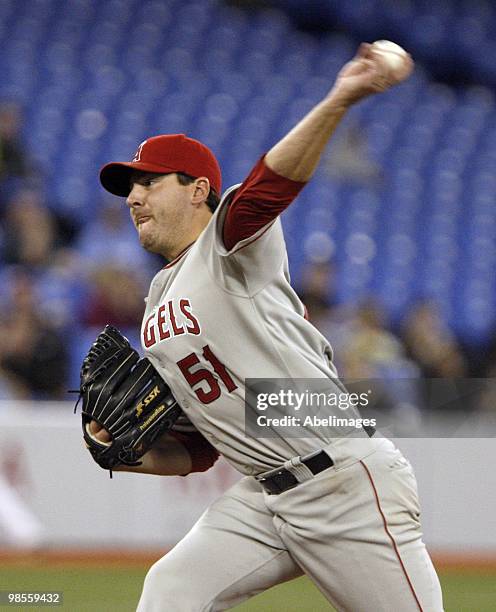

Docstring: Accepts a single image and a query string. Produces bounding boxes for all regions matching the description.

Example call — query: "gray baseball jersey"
[137,185,443,612]
[141,185,364,476]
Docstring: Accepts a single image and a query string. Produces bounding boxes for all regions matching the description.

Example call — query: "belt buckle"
[257,467,284,483]
[259,468,298,495]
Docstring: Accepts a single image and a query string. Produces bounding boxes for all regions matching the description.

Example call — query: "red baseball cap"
[100,134,222,197]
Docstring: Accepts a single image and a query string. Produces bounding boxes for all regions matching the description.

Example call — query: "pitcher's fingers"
[88,420,112,444]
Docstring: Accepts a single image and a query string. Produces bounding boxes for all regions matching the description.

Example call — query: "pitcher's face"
[127,172,195,258]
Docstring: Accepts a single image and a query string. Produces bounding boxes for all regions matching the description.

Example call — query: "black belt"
[257,426,375,495]
[257,450,333,495]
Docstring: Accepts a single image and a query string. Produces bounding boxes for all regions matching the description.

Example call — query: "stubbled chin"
[138,227,162,254]
[138,224,153,246]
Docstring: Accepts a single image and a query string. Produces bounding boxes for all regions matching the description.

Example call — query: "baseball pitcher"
[80,43,443,611]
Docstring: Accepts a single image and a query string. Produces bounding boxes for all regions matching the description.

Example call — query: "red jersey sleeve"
[169,430,220,474]
[222,156,306,251]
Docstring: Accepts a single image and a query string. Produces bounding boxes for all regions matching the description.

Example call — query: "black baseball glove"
[78,325,181,472]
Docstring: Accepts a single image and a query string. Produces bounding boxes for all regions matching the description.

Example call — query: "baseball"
[370,40,412,81]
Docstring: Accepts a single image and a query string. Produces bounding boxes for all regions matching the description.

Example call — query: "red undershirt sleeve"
[169,430,220,474]
[222,155,306,251]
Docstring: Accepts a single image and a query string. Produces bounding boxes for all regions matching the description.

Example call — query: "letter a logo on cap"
[133,140,147,162]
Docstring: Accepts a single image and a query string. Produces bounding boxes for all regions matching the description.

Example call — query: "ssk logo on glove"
[136,385,161,417]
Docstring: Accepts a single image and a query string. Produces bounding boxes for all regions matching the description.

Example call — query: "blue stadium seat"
[1,0,496,382]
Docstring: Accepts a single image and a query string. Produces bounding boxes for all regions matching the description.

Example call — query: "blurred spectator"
[0,102,30,178]
[325,120,382,185]
[298,260,338,332]
[298,265,421,419]
[0,101,38,202]
[339,299,410,379]
[1,189,58,268]
[401,300,468,378]
[334,299,422,430]
[82,264,146,328]
[0,269,68,398]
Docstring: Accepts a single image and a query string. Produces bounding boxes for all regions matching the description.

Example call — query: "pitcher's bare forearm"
[114,433,193,476]
[265,43,413,182]
[222,44,414,248]
[265,96,348,182]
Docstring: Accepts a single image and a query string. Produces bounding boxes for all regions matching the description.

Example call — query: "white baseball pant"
[137,438,443,612]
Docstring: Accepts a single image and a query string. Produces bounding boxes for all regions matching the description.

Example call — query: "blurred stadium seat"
[0,0,495,390]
